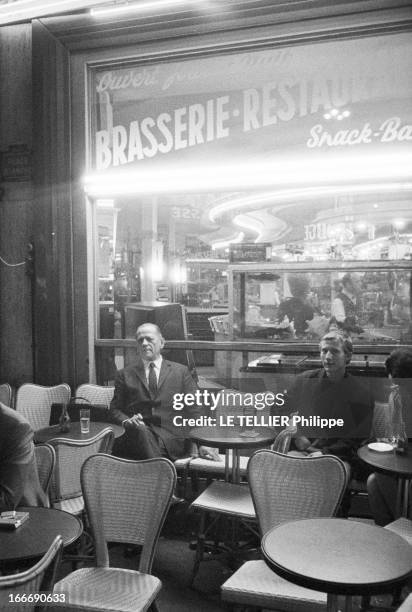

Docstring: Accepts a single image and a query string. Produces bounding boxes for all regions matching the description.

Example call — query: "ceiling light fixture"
[207,182,412,224]
[211,232,244,250]
[84,152,412,197]
[233,214,264,241]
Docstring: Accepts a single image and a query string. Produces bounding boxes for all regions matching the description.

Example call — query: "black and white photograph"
[0,1,412,610]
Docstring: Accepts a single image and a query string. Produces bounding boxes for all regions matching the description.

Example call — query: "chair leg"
[392,585,403,607]
[190,512,206,585]
[63,511,95,569]
[344,595,352,612]
[190,473,199,494]
[64,530,95,570]
[327,593,338,612]
[180,465,188,499]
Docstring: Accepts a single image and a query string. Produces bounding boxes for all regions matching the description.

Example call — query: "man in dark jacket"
[0,402,48,510]
[109,323,218,461]
[287,331,373,476]
[277,274,314,336]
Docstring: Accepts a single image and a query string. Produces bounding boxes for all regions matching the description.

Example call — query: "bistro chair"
[183,390,249,482]
[385,517,412,608]
[386,517,412,545]
[0,535,63,612]
[396,593,412,611]
[15,383,71,431]
[0,382,14,408]
[174,389,247,498]
[348,401,391,516]
[48,428,114,515]
[221,450,347,611]
[48,428,114,564]
[53,455,176,612]
[180,394,292,495]
[189,423,297,583]
[75,384,114,420]
[34,443,56,499]
[75,383,114,405]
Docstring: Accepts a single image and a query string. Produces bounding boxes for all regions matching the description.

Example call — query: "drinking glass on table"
[374,401,397,448]
[390,423,408,454]
[382,418,408,453]
[80,408,90,434]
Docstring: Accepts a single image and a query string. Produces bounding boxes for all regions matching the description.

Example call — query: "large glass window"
[230,264,412,345]
[89,32,412,345]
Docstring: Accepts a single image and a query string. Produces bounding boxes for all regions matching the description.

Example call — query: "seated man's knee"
[366,472,377,495]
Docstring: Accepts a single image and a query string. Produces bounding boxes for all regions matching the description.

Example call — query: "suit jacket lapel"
[135,361,150,395]
[158,360,171,392]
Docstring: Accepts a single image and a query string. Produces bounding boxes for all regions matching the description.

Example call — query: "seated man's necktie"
[148,362,158,397]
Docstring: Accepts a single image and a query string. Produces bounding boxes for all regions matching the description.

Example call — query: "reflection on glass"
[232,266,412,345]
[95,193,412,347]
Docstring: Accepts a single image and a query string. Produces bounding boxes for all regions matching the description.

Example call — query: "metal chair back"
[15,383,71,431]
[248,450,347,536]
[396,592,412,611]
[0,536,63,611]
[0,383,14,408]
[271,423,297,454]
[81,455,176,573]
[75,384,114,408]
[34,443,56,496]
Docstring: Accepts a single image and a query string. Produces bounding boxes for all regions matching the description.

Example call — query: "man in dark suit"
[287,331,373,472]
[286,331,374,516]
[0,402,48,510]
[110,323,218,461]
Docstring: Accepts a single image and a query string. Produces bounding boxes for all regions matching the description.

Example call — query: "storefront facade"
[28,0,412,387]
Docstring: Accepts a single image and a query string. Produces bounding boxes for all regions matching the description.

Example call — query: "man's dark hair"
[341,273,352,287]
[287,274,310,298]
[385,348,412,379]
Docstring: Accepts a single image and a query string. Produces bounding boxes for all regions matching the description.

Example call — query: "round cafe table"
[190,426,277,483]
[262,518,412,612]
[358,445,412,517]
[0,506,82,569]
[34,421,123,444]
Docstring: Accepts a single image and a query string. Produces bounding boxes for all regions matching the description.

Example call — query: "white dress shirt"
[144,355,162,386]
[331,290,357,323]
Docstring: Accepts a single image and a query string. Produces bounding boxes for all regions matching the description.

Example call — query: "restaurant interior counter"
[246,352,388,376]
[229,261,412,345]
[227,261,411,383]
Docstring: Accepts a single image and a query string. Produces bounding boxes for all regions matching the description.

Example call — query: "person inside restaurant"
[286,331,374,511]
[367,348,412,526]
[277,274,315,337]
[109,322,219,462]
[331,272,364,334]
[0,402,48,510]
